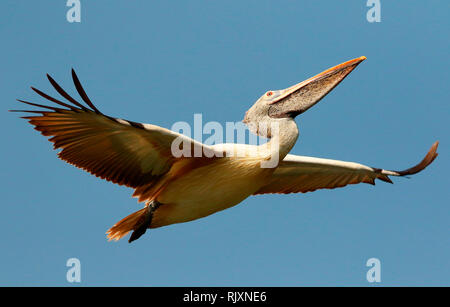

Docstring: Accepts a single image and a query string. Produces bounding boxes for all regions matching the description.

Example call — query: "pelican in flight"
[12,56,438,243]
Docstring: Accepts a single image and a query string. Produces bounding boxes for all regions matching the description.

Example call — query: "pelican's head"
[243,56,366,137]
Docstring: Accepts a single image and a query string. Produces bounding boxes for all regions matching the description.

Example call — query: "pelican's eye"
[266,91,273,97]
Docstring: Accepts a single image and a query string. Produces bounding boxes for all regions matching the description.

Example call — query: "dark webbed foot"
[129,201,161,243]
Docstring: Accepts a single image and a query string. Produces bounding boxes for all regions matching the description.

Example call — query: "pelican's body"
[155,154,272,227]
[12,57,438,242]
[154,121,299,228]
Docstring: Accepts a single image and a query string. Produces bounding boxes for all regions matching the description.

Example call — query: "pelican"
[12,56,438,243]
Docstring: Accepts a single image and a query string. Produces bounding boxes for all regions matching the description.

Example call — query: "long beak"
[268,56,366,118]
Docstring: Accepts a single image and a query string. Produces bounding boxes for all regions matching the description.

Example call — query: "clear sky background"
[1,1,448,286]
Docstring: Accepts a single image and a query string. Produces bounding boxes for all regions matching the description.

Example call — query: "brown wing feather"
[11,70,212,197]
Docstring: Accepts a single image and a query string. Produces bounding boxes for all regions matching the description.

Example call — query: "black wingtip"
[30,86,80,111]
[15,99,65,112]
[395,141,439,176]
[70,68,102,114]
[46,73,54,84]
[46,71,90,111]
[14,69,104,118]
[378,175,393,184]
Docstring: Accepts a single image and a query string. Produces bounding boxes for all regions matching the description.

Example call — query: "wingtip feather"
[395,141,439,176]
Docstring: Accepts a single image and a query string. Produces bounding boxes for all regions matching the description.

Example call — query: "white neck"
[259,118,299,162]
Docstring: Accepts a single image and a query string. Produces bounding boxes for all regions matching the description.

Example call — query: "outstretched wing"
[12,69,217,200]
[255,142,438,194]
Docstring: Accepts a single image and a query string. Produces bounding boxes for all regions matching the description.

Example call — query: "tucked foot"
[129,201,161,243]
[106,200,162,242]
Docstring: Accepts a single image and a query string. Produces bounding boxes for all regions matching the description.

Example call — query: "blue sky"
[1,1,448,286]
